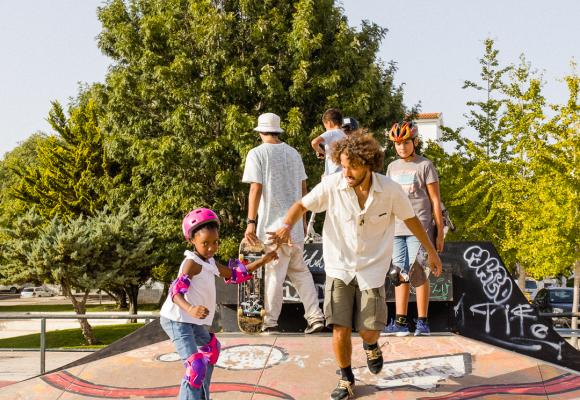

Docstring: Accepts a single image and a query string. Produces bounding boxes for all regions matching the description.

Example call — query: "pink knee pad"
[184,352,208,389]
[199,333,221,365]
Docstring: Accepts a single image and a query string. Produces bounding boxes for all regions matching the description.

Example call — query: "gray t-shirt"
[242,142,307,243]
[320,129,345,175]
[386,155,439,236]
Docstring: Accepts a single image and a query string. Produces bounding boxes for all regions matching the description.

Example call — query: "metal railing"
[0,313,160,374]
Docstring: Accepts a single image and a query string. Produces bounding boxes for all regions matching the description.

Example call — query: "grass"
[0,303,160,313]
[0,323,145,349]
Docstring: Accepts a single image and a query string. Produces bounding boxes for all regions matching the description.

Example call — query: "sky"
[1,0,579,157]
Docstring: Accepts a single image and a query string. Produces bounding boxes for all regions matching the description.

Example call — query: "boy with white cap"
[243,112,325,334]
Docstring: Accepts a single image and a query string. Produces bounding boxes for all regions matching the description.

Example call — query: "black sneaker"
[304,319,325,334]
[330,379,354,400]
[261,325,279,334]
[364,346,383,374]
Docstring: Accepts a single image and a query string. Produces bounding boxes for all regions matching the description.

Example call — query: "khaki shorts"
[324,277,387,331]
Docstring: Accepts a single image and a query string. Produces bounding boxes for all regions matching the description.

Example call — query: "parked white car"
[0,284,23,294]
[20,287,53,298]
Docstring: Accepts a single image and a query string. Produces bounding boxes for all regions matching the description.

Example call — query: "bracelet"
[282,223,292,230]
[246,218,257,224]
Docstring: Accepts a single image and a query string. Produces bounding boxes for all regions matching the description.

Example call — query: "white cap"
[254,113,284,133]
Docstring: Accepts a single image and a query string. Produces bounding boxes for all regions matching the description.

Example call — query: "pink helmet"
[182,208,220,241]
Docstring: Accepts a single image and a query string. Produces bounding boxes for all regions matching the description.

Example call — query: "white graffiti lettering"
[531,324,548,339]
[469,302,538,335]
[463,246,513,304]
[282,279,324,303]
[353,353,470,390]
[303,249,324,270]
[460,296,561,359]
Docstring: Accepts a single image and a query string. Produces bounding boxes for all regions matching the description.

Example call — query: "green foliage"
[12,99,107,221]
[440,39,579,278]
[95,0,405,259]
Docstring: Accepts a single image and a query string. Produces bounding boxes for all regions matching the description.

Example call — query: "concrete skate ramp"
[215,241,580,372]
[1,332,579,399]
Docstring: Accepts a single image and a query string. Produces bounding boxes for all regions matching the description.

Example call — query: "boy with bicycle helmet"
[384,121,444,337]
[160,208,278,400]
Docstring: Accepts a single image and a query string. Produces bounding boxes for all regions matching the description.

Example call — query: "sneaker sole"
[414,332,431,336]
[383,331,410,336]
[304,326,325,334]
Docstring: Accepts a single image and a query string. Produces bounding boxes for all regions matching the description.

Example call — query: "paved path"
[0,333,578,399]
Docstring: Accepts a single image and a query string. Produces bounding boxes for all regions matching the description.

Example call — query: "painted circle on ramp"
[216,344,288,370]
[157,352,181,362]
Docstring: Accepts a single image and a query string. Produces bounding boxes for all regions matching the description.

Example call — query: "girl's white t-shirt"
[160,250,221,325]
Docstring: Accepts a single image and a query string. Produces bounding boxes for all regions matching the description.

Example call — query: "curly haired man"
[270,132,442,400]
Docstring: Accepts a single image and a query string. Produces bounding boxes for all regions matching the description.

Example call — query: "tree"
[462,38,512,160]
[12,98,107,221]
[2,207,160,344]
[440,39,519,265]
[95,0,406,260]
[441,39,579,286]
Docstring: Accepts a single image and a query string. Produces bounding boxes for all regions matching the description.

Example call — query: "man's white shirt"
[301,172,415,290]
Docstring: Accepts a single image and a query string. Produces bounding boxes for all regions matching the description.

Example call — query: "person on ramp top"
[268,132,442,400]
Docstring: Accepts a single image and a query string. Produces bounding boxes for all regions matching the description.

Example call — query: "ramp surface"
[1,333,578,399]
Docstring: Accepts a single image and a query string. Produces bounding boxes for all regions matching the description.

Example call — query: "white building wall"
[414,114,444,143]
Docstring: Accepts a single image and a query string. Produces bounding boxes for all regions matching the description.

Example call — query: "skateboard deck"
[237,239,266,333]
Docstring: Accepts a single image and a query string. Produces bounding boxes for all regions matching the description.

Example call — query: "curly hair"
[330,132,384,172]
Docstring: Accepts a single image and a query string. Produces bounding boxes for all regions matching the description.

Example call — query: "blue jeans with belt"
[160,317,213,400]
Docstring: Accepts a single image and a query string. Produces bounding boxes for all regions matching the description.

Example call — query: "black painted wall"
[448,241,580,372]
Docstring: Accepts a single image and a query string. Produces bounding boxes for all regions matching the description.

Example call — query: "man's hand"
[267,224,292,246]
[189,305,209,319]
[427,250,443,277]
[244,224,259,246]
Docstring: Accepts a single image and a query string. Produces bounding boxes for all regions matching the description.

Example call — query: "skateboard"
[408,205,458,287]
[237,238,266,333]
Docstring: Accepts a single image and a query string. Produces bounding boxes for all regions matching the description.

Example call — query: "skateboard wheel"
[260,309,266,317]
[237,308,243,317]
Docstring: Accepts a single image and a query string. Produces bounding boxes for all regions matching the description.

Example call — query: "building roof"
[414,112,442,120]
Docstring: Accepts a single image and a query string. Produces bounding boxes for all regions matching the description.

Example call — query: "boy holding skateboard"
[243,112,325,334]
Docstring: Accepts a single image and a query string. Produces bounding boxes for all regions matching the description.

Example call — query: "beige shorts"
[323,277,387,332]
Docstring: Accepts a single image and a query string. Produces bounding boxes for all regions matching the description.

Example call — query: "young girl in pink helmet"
[160,208,278,400]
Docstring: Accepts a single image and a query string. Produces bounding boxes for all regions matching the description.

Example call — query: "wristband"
[282,223,292,230]
[246,218,257,224]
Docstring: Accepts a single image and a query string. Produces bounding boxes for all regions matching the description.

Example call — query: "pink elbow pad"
[170,274,191,300]
[224,259,252,284]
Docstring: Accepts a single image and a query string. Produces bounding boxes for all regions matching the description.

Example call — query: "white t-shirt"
[320,129,346,175]
[160,251,221,325]
[242,142,307,243]
[301,172,415,290]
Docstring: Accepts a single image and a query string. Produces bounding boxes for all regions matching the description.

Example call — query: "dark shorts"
[323,277,387,331]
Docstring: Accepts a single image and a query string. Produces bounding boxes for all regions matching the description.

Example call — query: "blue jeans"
[392,235,421,274]
[160,317,213,400]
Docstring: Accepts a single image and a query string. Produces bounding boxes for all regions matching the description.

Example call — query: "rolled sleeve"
[302,181,327,213]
